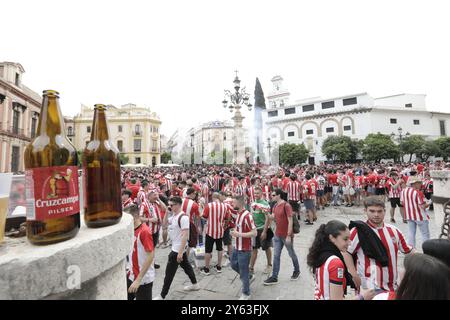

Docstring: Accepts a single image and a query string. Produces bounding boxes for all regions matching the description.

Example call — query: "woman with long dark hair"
[307,220,375,300]
[374,252,450,300]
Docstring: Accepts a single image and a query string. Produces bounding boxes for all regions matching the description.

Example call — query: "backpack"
[283,202,300,234]
[177,214,198,248]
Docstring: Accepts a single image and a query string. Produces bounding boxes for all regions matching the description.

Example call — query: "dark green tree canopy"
[279,143,309,166]
[321,135,361,162]
[362,133,400,162]
[254,77,266,109]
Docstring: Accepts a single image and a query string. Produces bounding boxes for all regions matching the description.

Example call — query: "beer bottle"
[24,90,80,245]
[82,104,122,227]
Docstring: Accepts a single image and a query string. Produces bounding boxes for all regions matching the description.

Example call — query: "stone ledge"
[430,170,450,180]
[0,214,133,300]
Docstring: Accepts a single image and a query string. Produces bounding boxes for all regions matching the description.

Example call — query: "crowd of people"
[120,161,450,300]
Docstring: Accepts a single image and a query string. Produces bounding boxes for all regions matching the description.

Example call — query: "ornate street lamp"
[221,71,252,163]
[391,126,411,162]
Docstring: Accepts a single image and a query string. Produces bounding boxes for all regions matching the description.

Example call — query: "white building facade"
[263,76,450,164]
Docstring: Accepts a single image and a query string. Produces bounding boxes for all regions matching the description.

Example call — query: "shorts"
[205,234,223,253]
[317,190,324,197]
[304,199,315,210]
[375,188,385,195]
[289,200,300,213]
[222,228,232,246]
[367,186,374,194]
[253,228,273,250]
[390,198,403,208]
[325,186,332,194]
[152,231,159,246]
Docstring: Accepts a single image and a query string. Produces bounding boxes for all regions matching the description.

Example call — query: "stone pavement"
[151,204,440,300]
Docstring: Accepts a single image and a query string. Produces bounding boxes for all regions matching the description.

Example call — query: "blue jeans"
[272,235,300,279]
[230,249,252,296]
[407,220,430,248]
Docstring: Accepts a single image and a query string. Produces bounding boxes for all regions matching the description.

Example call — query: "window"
[413,119,420,125]
[152,140,158,152]
[31,117,37,138]
[306,129,314,135]
[326,127,334,133]
[440,120,446,136]
[87,126,91,133]
[12,109,20,134]
[118,125,122,133]
[135,157,141,164]
[268,110,278,117]
[322,101,335,109]
[405,103,412,108]
[284,107,296,115]
[67,126,73,136]
[343,97,357,106]
[15,73,20,86]
[343,125,351,131]
[117,140,123,152]
[390,118,397,124]
[135,124,141,134]
[134,139,141,152]
[302,104,314,112]
[11,146,20,172]
[223,132,226,140]
[287,131,295,137]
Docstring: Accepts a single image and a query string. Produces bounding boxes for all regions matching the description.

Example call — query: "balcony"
[0,122,31,142]
[133,130,142,136]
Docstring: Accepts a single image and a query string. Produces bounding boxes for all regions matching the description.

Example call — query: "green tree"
[399,135,426,162]
[417,140,441,161]
[321,136,362,162]
[362,133,400,162]
[435,136,450,161]
[254,77,266,109]
[279,143,309,166]
[161,152,171,164]
[119,153,129,165]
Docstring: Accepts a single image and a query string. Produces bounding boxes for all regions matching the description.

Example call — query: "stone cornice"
[266,107,373,125]
[0,79,41,107]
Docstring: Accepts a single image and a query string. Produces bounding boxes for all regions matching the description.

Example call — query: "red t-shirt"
[328,174,338,186]
[272,201,293,237]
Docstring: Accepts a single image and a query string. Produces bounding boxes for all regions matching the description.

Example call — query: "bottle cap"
[43,90,60,96]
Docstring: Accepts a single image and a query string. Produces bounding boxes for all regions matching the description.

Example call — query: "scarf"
[313,241,355,294]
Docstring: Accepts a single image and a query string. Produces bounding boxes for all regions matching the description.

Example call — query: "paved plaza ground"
[152,203,441,300]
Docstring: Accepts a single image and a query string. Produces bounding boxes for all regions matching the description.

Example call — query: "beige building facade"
[72,103,162,166]
[0,62,42,173]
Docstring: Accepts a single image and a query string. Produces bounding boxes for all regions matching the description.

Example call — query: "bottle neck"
[37,95,64,137]
[91,108,110,141]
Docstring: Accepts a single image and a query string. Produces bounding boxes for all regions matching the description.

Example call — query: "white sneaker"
[183,283,200,291]
[153,294,164,300]
[239,294,251,300]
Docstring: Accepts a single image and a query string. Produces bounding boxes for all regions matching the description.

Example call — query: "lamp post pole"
[391,126,410,163]
[267,137,272,165]
[221,71,252,165]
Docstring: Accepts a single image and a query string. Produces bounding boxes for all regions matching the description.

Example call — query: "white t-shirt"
[168,211,190,253]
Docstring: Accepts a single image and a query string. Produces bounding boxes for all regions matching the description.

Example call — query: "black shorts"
[390,198,403,208]
[152,231,159,246]
[424,192,432,200]
[375,188,385,195]
[289,200,300,213]
[325,186,332,194]
[222,228,232,246]
[205,234,223,253]
[253,228,273,250]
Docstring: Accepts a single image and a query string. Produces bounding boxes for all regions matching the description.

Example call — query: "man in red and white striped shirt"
[286,174,301,218]
[125,204,155,300]
[199,193,231,275]
[136,180,150,206]
[229,195,257,300]
[400,176,431,248]
[386,172,406,224]
[346,196,413,292]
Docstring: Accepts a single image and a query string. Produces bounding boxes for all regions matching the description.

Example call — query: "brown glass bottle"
[82,104,122,228]
[24,90,80,245]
